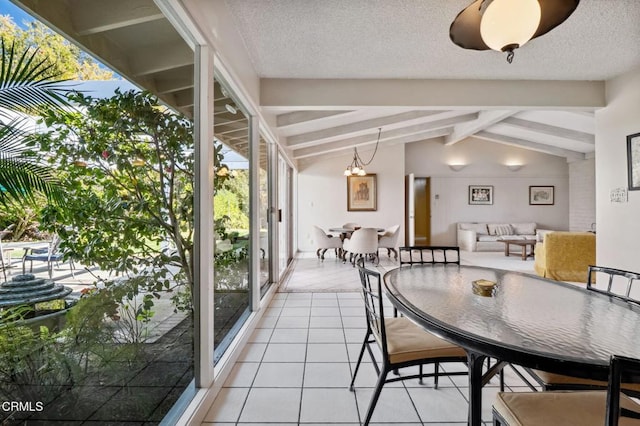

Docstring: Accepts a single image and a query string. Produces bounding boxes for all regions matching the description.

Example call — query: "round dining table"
[328,227,384,241]
[383,264,640,426]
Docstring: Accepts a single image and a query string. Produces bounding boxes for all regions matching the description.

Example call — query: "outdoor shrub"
[0,322,76,411]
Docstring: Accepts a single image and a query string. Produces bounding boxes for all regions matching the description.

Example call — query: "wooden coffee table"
[500,239,537,260]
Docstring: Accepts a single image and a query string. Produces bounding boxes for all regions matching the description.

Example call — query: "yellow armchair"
[533,232,596,283]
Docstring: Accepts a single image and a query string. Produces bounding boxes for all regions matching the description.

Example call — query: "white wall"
[405,138,570,244]
[297,145,405,252]
[596,67,640,270]
[569,158,596,232]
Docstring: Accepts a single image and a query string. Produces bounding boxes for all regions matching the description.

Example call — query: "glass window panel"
[212,77,251,362]
[259,136,271,294]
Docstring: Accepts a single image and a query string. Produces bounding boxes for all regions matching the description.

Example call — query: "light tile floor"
[202,250,541,425]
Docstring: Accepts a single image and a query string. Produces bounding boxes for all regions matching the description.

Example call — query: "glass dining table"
[383,264,640,426]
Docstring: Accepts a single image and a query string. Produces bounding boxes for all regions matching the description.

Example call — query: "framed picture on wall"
[529,186,555,205]
[468,185,493,205]
[627,132,640,190]
[347,174,377,211]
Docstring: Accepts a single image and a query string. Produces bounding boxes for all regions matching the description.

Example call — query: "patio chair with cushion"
[349,261,468,426]
[493,354,640,426]
[398,245,460,266]
[22,234,75,278]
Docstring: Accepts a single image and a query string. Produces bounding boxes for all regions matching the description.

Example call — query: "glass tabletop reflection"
[384,264,640,369]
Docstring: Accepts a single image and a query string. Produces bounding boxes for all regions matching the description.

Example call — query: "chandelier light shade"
[343,128,382,176]
[450,0,580,63]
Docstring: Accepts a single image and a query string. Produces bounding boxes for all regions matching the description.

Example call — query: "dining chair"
[493,354,640,426]
[342,222,359,230]
[395,244,505,389]
[517,265,640,396]
[398,245,460,266]
[312,225,342,261]
[342,228,378,267]
[349,261,468,426]
[377,224,400,260]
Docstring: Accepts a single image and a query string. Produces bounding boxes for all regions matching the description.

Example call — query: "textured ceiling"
[11,0,632,164]
[226,0,640,80]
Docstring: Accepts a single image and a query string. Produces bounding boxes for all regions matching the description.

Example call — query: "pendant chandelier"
[449,0,580,63]
[343,128,381,176]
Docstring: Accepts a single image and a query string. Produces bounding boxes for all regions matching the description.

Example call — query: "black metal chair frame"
[586,265,640,304]
[514,265,640,394]
[349,260,468,426]
[494,355,640,426]
[398,245,460,266]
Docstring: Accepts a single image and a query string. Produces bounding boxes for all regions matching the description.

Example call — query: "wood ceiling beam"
[276,110,355,128]
[444,110,517,145]
[130,41,193,77]
[70,0,164,36]
[154,66,194,94]
[13,0,192,117]
[499,117,595,145]
[292,113,476,158]
[293,128,452,159]
[474,131,586,160]
[286,110,444,147]
[262,79,605,109]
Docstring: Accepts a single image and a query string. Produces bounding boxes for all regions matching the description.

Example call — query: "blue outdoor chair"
[22,234,75,278]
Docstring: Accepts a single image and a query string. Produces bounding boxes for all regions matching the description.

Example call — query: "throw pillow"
[495,224,513,236]
[487,223,510,235]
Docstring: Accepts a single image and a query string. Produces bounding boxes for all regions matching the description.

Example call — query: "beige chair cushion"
[494,390,640,426]
[384,317,466,364]
[532,370,640,394]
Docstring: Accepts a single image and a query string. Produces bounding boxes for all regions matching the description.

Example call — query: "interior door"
[405,174,415,246]
[414,177,431,245]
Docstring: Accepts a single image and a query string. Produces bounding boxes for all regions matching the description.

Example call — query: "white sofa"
[457,222,541,252]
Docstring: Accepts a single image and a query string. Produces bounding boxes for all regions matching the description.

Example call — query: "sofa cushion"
[512,222,536,235]
[487,223,510,235]
[478,235,500,242]
[459,223,488,235]
[498,235,525,240]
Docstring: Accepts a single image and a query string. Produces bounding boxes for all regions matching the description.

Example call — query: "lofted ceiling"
[9,0,640,165]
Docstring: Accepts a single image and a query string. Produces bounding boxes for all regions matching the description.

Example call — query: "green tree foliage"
[31,90,229,301]
[0,15,113,80]
[0,37,74,206]
[215,170,249,230]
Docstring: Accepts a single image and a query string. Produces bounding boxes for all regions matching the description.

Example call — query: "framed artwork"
[627,132,640,190]
[529,186,555,205]
[347,174,377,211]
[468,185,493,205]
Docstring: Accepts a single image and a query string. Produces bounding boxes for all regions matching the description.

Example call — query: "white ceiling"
[11,0,640,164]
[224,0,640,163]
[226,0,640,80]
